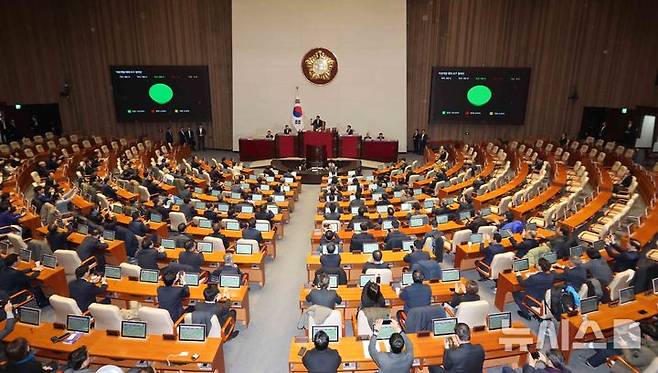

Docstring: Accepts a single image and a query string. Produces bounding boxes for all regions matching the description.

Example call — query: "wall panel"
[408,0,658,147]
[0,0,233,149]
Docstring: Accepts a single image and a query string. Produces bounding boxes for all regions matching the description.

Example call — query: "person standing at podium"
[283,124,292,135]
[345,125,354,135]
[377,132,385,140]
[363,132,372,140]
[311,115,324,131]
[265,130,274,140]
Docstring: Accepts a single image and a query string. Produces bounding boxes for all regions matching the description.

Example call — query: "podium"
[300,131,335,158]
[339,135,362,158]
[276,134,297,158]
[361,140,398,162]
[238,138,275,161]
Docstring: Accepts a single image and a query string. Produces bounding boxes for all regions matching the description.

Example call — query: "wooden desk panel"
[454,228,554,269]
[288,323,535,372]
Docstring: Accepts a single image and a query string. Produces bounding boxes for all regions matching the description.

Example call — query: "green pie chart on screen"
[149,83,173,104]
[467,85,492,106]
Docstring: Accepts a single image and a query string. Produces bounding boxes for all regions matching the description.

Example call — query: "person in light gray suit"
[369,319,414,373]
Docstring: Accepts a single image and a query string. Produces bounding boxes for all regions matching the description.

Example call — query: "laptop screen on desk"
[218,203,229,212]
[77,224,88,235]
[18,307,40,326]
[236,243,253,255]
[328,275,339,289]
[183,272,200,286]
[112,205,124,214]
[161,239,176,249]
[401,240,414,252]
[139,269,159,283]
[433,317,457,337]
[570,245,584,258]
[178,324,206,342]
[619,287,635,305]
[67,315,91,333]
[19,249,31,263]
[219,275,241,288]
[400,203,412,211]
[41,254,57,269]
[226,221,240,231]
[409,218,424,228]
[311,325,339,342]
[121,321,147,339]
[198,219,212,229]
[376,205,389,214]
[436,215,449,224]
[513,259,529,272]
[241,205,254,214]
[469,234,483,244]
[580,296,599,315]
[103,230,116,241]
[255,222,269,232]
[488,312,511,330]
[362,242,378,254]
[382,220,393,230]
[592,240,605,250]
[653,277,658,295]
[377,322,396,340]
[104,265,121,279]
[402,272,413,286]
[480,207,491,216]
[150,213,162,223]
[441,269,460,282]
[459,211,471,220]
[542,252,558,264]
[360,274,377,287]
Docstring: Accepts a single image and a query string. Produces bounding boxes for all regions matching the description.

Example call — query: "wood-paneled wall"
[0,0,233,149]
[2,0,657,150]
[408,0,658,147]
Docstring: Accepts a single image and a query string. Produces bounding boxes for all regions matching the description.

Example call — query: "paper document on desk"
[63,332,83,345]
[362,340,390,359]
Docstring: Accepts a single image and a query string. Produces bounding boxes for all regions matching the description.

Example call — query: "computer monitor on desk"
[236,242,253,255]
[311,325,339,342]
[178,324,206,342]
[619,287,635,305]
[580,296,599,315]
[487,312,511,330]
[18,307,40,326]
[104,265,121,279]
[67,315,91,333]
[432,317,457,337]
[219,275,241,288]
[441,269,460,282]
[121,321,147,339]
[362,242,378,254]
[41,254,57,269]
[139,269,159,283]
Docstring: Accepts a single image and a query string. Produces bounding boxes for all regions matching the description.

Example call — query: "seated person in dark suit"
[76,228,109,273]
[429,323,485,373]
[403,240,431,265]
[581,246,613,288]
[209,223,230,249]
[550,227,578,260]
[347,206,370,230]
[210,253,244,284]
[136,237,166,270]
[360,281,386,309]
[447,280,480,308]
[476,232,506,277]
[179,239,205,272]
[514,257,555,320]
[554,255,587,290]
[255,204,274,222]
[106,219,139,257]
[399,270,431,313]
[192,285,239,340]
[203,203,219,223]
[375,194,391,206]
[510,229,539,258]
[170,223,193,248]
[320,230,341,246]
[384,220,409,250]
[46,222,71,251]
[606,237,641,272]
[68,265,108,312]
[362,250,389,273]
[314,266,348,286]
[369,321,414,372]
[3,337,55,372]
[128,211,149,237]
[306,273,342,309]
[0,254,46,307]
[242,218,263,243]
[323,203,341,221]
[179,198,195,221]
[302,330,342,373]
[350,221,375,253]
[320,243,341,268]
[411,259,442,281]
[466,210,490,233]
[157,271,190,321]
[0,296,17,361]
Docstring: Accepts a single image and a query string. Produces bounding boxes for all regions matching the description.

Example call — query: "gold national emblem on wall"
[302,48,338,85]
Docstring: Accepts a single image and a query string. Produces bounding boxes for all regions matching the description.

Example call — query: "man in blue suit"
[403,240,431,265]
[399,270,431,313]
[127,212,149,237]
[157,271,190,321]
[242,218,263,243]
[514,257,554,320]
[384,220,409,250]
[68,265,108,312]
